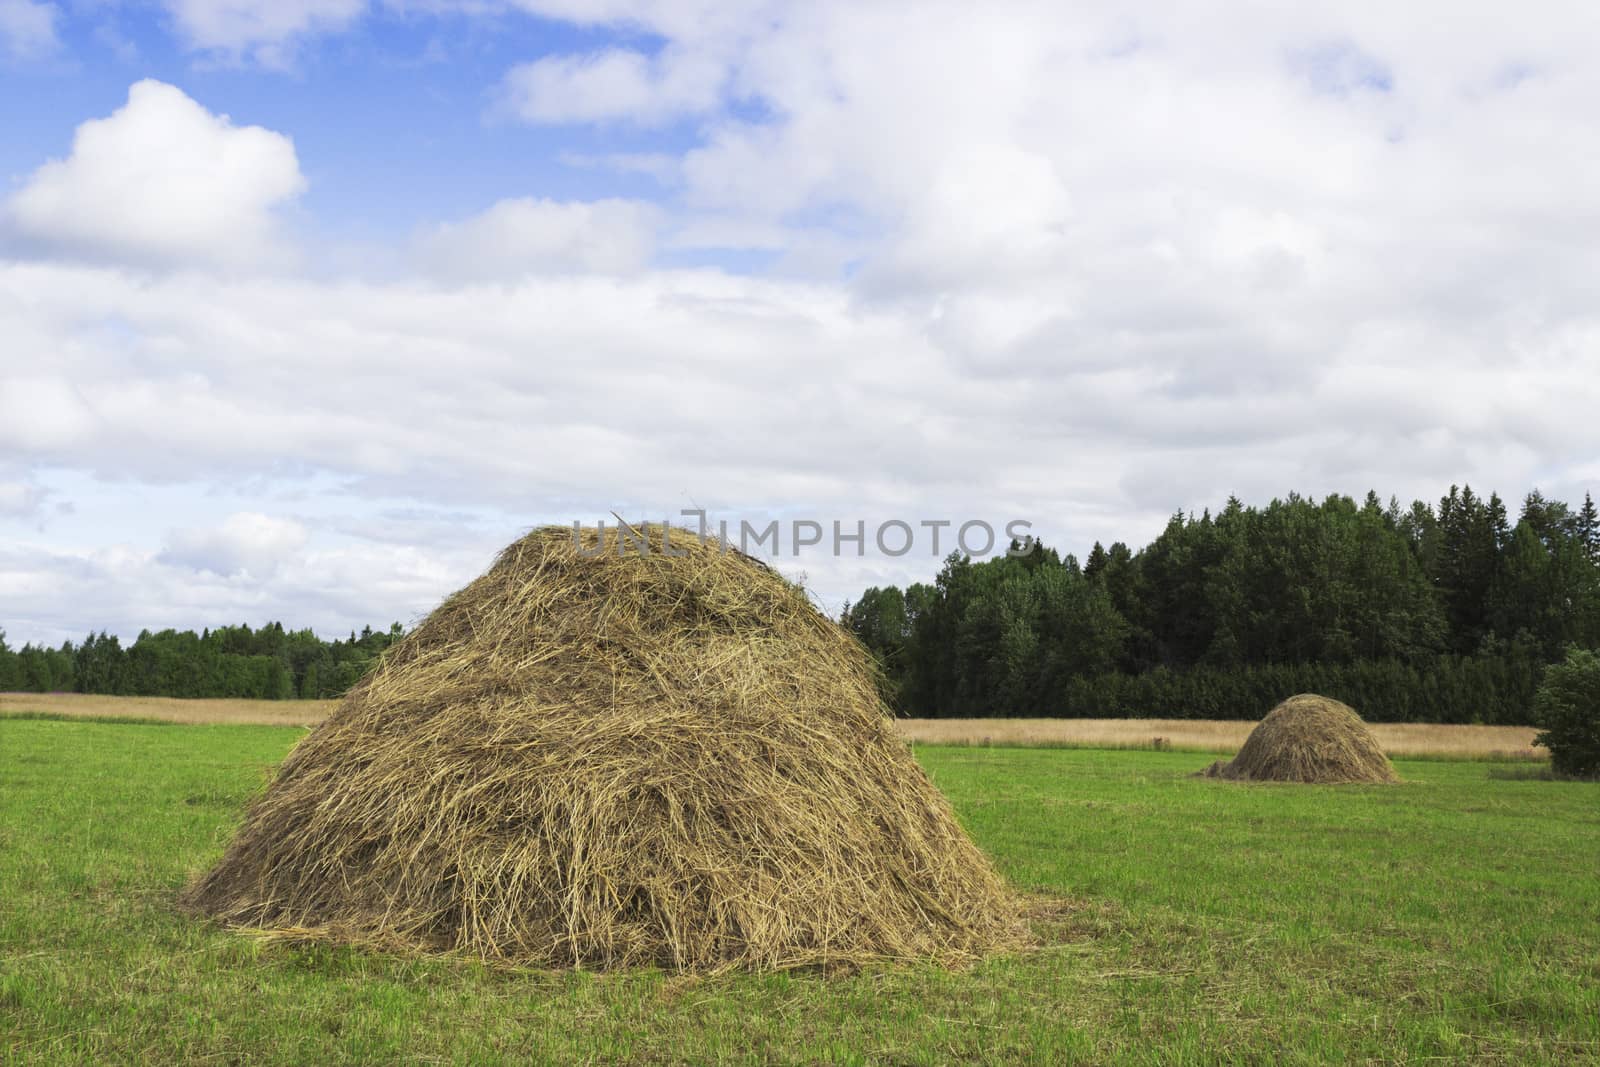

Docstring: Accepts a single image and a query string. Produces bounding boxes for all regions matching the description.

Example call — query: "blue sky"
[2,6,693,243]
[2,1,1599,645]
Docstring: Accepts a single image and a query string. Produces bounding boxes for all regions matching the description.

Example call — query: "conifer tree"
[1578,492,1599,564]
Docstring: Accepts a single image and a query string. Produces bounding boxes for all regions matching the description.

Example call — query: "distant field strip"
[1,692,1545,759]
[897,717,1546,759]
[0,692,337,727]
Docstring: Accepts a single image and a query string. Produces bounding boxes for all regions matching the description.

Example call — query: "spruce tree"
[1578,492,1599,564]
[1083,542,1109,581]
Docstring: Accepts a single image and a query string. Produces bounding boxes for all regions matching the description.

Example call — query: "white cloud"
[416,197,660,279]
[0,0,57,58]
[0,251,1595,614]
[0,376,96,452]
[6,3,1600,644]
[559,151,683,182]
[500,46,726,125]
[159,512,310,577]
[1,532,475,646]
[160,0,366,63]
[0,479,48,518]
[4,80,306,269]
[515,2,1600,314]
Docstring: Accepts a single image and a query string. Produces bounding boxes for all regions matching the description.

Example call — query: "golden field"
[895,716,1546,760]
[0,691,337,727]
[2,691,1545,759]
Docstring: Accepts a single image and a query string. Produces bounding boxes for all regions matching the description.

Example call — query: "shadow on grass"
[1484,764,1599,782]
[0,710,181,727]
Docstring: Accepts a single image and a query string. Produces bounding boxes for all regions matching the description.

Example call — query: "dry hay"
[183,524,1026,972]
[1200,693,1399,784]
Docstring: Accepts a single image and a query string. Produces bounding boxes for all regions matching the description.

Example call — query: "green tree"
[1532,646,1600,778]
[842,587,912,707]
[73,631,127,694]
[1577,492,1599,565]
[847,486,1591,725]
[299,660,323,699]
[0,629,17,691]
[1432,485,1507,652]
[1033,565,1129,701]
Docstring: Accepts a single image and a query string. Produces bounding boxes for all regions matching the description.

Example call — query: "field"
[2,716,1596,1065]
[895,717,1545,760]
[0,692,1547,759]
[0,692,339,727]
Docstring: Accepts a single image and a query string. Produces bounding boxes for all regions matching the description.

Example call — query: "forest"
[5,485,1596,722]
[0,622,404,700]
[843,487,1600,723]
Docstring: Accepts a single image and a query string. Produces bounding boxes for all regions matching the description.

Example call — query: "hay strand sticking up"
[183,524,1027,972]
[1200,693,1399,784]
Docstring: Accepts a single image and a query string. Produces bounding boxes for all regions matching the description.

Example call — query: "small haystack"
[183,524,1025,972]
[1201,694,1398,784]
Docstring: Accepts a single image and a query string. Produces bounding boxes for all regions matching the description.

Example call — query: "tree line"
[0,622,405,700]
[843,488,1600,724]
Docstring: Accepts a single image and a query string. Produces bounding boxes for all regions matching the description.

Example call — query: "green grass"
[2,720,1596,1065]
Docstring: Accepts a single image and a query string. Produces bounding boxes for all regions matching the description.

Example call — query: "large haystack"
[1201,694,1398,784]
[184,524,1025,972]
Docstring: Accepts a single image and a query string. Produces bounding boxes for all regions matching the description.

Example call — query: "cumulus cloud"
[416,197,660,279]
[159,512,310,577]
[514,2,1600,318]
[4,80,306,269]
[0,0,57,58]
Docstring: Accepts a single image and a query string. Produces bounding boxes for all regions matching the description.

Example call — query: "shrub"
[1532,647,1600,779]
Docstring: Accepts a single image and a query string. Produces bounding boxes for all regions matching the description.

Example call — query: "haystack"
[1200,694,1398,784]
[183,524,1025,972]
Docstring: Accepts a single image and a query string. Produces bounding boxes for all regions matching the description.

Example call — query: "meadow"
[2,715,1596,1065]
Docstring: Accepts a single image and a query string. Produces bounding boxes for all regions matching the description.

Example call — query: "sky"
[2,1,1599,646]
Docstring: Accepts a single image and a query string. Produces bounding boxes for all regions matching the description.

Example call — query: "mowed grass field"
[2,717,1596,1065]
